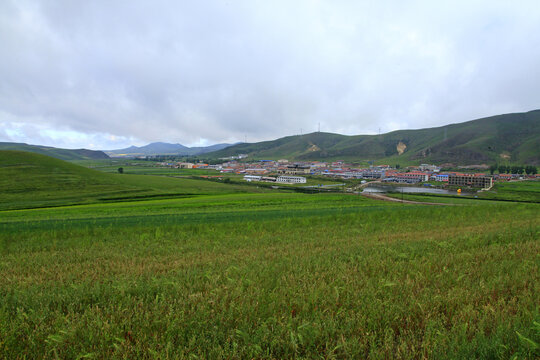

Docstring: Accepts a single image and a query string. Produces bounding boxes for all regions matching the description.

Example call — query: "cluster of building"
[159,159,536,189]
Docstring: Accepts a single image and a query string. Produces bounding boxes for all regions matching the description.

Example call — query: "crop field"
[1,151,539,358]
[1,190,539,359]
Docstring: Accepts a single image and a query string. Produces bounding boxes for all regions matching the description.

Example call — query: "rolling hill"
[0,150,262,210]
[106,142,232,157]
[207,110,540,165]
[0,142,109,160]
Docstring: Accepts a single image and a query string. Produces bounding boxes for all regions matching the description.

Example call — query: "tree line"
[489,164,538,175]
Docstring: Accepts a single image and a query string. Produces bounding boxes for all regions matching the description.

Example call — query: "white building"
[244,175,262,182]
[276,176,306,184]
[419,164,441,172]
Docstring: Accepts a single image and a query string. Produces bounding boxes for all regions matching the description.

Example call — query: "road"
[360,191,455,206]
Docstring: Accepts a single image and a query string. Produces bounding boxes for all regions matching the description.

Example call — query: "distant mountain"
[0,142,109,160]
[106,142,232,157]
[206,110,540,165]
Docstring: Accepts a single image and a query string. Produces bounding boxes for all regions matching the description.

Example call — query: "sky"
[1,0,539,150]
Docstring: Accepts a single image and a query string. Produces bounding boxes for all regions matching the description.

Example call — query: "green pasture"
[1,193,539,359]
[478,181,540,203]
[0,151,270,210]
[381,180,540,204]
[1,150,539,359]
[384,193,486,205]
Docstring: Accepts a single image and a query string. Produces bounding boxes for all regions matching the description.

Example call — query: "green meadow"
[0,151,271,211]
[383,180,540,205]
[0,151,539,359]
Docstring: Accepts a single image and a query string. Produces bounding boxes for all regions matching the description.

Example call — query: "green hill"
[0,151,265,210]
[0,142,110,160]
[208,110,540,165]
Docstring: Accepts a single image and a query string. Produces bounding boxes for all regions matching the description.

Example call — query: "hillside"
[207,110,540,165]
[0,151,264,210]
[106,142,232,157]
[0,142,109,160]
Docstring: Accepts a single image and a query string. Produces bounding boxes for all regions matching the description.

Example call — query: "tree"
[489,164,497,175]
[395,164,401,169]
[525,165,538,175]
[511,166,524,174]
[117,167,124,174]
[498,165,507,174]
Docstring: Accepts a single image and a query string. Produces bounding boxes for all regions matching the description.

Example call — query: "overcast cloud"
[1,0,539,149]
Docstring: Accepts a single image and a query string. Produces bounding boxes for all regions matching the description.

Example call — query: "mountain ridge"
[206,110,540,165]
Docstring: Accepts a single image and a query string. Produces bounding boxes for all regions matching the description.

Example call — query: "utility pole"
[318,122,320,132]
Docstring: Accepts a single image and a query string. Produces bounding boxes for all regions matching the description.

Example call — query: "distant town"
[155,158,539,190]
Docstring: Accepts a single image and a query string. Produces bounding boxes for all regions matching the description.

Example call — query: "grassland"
[1,152,539,359]
[382,180,540,205]
[74,160,222,176]
[478,181,540,203]
[1,194,539,358]
[0,142,108,160]
[0,151,270,210]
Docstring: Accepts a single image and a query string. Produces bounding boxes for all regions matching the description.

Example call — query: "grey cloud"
[0,0,539,149]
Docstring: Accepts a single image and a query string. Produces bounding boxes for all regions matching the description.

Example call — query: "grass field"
[1,194,539,359]
[478,181,540,203]
[0,151,271,210]
[1,151,539,359]
[382,180,540,205]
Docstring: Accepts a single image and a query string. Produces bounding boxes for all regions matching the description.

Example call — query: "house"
[245,168,267,174]
[244,175,262,182]
[435,174,449,182]
[388,171,429,183]
[177,162,194,169]
[448,174,493,189]
[419,164,441,172]
[276,176,307,184]
[278,165,311,175]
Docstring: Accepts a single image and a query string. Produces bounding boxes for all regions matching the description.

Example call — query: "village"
[157,158,539,190]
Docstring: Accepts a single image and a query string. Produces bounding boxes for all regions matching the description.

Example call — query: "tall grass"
[1,195,538,359]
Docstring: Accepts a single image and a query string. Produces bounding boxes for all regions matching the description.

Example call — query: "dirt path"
[361,192,455,206]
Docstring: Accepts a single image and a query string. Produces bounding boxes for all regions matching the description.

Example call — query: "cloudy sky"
[1,0,539,150]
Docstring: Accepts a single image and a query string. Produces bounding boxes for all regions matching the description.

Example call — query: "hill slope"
[0,142,109,160]
[207,110,540,165]
[106,142,232,157]
[0,151,263,210]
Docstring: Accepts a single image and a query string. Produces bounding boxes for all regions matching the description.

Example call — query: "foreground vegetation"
[1,193,538,359]
[1,151,539,358]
